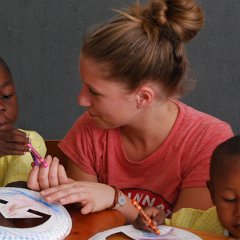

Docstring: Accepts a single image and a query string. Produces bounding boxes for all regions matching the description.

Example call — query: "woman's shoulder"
[177,101,232,127]
[172,101,233,143]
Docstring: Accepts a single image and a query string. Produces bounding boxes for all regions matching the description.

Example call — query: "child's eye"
[1,94,13,100]
[1,94,13,99]
[223,198,236,203]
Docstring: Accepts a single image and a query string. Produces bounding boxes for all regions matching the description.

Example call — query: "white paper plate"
[90,225,202,240]
[0,187,72,240]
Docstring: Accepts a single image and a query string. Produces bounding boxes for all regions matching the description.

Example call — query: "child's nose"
[0,100,6,112]
[234,201,240,217]
[77,86,92,107]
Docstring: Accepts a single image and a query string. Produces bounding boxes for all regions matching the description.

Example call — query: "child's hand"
[0,128,29,157]
[133,207,165,233]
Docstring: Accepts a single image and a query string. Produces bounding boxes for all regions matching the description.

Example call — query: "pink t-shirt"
[59,101,233,216]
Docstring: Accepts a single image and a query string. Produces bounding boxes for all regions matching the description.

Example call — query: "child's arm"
[133,206,165,233]
[0,128,29,157]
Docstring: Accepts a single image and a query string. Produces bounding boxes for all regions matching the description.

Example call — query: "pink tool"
[26,143,48,168]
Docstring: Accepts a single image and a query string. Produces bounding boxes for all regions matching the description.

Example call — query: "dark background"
[0,0,239,139]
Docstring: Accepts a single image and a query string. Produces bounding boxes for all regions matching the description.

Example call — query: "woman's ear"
[206,180,215,205]
[136,86,154,108]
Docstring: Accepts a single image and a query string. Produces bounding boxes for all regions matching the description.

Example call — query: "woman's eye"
[89,88,98,96]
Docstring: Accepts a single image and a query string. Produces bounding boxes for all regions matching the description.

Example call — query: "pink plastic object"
[26,143,48,168]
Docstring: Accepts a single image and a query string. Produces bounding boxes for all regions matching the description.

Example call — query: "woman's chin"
[93,118,117,129]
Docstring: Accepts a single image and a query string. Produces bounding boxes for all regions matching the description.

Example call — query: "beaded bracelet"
[108,185,119,209]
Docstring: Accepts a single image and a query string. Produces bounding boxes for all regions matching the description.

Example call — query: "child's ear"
[206,180,215,205]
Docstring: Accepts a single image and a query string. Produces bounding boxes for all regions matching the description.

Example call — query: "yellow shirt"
[165,207,225,236]
[0,130,46,187]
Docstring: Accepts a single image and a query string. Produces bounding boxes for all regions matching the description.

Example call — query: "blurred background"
[0,0,239,139]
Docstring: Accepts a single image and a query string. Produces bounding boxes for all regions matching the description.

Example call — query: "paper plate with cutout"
[0,187,72,240]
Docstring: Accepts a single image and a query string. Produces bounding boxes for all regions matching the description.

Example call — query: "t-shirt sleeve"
[58,113,97,176]
[180,122,233,189]
[30,130,47,158]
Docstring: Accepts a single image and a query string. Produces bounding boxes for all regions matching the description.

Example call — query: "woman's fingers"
[41,185,88,205]
[27,165,40,191]
[38,155,52,189]
[40,182,113,215]
[48,157,60,187]
[40,183,78,200]
[27,155,69,192]
[58,163,69,185]
[81,201,94,215]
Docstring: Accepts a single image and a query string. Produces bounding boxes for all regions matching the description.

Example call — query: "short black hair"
[210,135,240,182]
[0,56,12,77]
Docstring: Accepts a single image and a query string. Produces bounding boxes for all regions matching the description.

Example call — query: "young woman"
[28,0,233,223]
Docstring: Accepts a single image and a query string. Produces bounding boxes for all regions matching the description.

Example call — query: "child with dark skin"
[207,135,240,238]
[0,58,29,156]
[0,57,46,187]
[134,135,240,238]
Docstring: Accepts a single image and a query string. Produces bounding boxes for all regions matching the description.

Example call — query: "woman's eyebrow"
[86,83,103,95]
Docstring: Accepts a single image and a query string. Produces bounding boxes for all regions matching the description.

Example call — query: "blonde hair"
[81,0,204,97]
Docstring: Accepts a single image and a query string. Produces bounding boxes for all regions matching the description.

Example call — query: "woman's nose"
[77,86,92,107]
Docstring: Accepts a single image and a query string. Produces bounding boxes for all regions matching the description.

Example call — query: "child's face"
[210,161,240,238]
[0,66,18,130]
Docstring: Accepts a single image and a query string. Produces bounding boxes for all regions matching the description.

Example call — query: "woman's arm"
[173,187,213,213]
[66,160,98,182]
[28,157,138,222]
[40,179,139,223]
[36,159,138,223]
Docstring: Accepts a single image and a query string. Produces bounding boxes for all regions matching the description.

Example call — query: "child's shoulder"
[166,207,224,236]
[193,207,224,235]
[19,129,46,154]
[19,129,44,141]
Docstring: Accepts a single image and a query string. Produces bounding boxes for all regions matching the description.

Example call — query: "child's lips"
[0,122,12,130]
[233,224,240,230]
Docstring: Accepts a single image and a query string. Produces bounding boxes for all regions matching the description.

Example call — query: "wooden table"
[65,204,126,240]
[65,204,231,240]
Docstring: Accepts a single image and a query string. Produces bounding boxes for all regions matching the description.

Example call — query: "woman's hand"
[0,128,29,157]
[40,181,115,214]
[133,207,165,233]
[27,155,73,191]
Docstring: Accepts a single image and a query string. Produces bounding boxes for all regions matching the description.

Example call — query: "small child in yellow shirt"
[0,56,46,187]
[134,135,240,238]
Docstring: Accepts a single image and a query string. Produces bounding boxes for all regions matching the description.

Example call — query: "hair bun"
[128,0,204,43]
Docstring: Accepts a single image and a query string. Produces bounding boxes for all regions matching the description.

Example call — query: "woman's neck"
[120,100,179,161]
